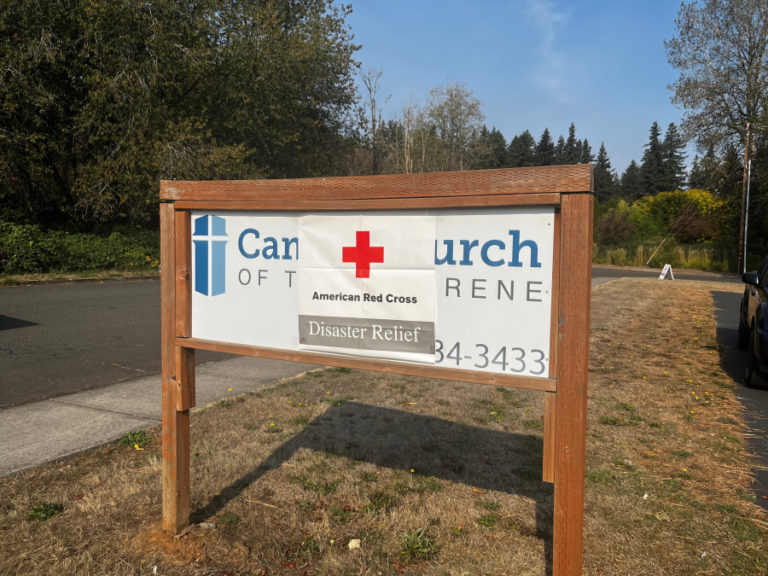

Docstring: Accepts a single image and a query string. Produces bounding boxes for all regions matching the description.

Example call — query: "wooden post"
[174,210,195,412]
[552,192,593,575]
[542,392,556,483]
[161,203,192,533]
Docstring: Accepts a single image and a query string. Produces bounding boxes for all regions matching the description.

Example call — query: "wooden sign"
[160,165,593,576]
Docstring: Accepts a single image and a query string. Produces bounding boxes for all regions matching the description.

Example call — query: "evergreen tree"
[486,127,508,168]
[555,135,566,164]
[536,128,556,166]
[662,122,687,190]
[507,130,536,167]
[688,156,706,190]
[711,145,743,199]
[469,126,507,169]
[620,160,644,201]
[564,123,580,164]
[579,138,594,164]
[593,142,617,202]
[688,144,720,191]
[641,121,666,194]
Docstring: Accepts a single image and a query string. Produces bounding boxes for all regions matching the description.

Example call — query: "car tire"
[738,316,749,350]
[745,326,762,388]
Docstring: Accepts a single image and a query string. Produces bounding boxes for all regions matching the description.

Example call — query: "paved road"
[592,264,738,286]
[0,267,750,408]
[0,279,223,409]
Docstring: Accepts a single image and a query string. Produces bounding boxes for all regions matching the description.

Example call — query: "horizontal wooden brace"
[177,337,557,393]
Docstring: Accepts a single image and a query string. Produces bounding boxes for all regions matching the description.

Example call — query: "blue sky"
[346,0,690,174]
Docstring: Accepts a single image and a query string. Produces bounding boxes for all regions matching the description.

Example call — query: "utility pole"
[738,123,752,274]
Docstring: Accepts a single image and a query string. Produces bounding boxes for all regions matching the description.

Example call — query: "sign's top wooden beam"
[160,165,593,203]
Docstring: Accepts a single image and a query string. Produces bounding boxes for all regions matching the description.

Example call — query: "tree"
[595,200,636,245]
[554,135,566,164]
[470,126,507,169]
[535,128,556,166]
[507,130,536,167]
[594,143,617,202]
[688,144,717,190]
[427,82,484,171]
[629,189,724,242]
[666,0,768,150]
[641,122,667,195]
[359,68,390,175]
[564,123,581,164]
[666,0,768,270]
[620,160,644,202]
[579,138,594,164]
[0,0,359,225]
[662,122,688,191]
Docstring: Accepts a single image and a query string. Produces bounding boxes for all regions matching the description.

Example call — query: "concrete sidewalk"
[0,357,317,477]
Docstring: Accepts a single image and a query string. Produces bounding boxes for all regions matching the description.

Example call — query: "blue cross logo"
[193,215,227,296]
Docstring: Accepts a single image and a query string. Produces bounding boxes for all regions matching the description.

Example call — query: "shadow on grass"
[192,400,554,573]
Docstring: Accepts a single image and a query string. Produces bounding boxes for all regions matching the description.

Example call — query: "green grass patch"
[217,512,240,526]
[118,430,150,449]
[399,528,438,562]
[477,513,499,529]
[363,489,398,513]
[330,504,355,522]
[586,469,614,485]
[731,518,761,542]
[359,471,378,483]
[290,475,340,495]
[28,502,64,522]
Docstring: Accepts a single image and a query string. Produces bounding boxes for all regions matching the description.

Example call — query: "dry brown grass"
[0,278,765,575]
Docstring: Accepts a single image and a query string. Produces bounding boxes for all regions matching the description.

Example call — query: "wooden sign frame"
[160,165,592,576]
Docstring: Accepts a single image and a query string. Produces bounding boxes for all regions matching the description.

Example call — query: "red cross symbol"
[342,231,384,278]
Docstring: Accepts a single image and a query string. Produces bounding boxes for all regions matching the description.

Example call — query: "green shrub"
[0,221,159,274]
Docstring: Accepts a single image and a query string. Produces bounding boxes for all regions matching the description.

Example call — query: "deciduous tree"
[666,0,768,149]
[0,0,359,225]
[426,82,484,171]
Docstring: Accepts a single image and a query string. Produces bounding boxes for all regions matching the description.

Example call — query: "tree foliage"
[594,142,617,202]
[0,0,359,226]
[507,130,537,167]
[666,0,768,149]
[641,121,667,195]
[629,189,723,242]
[535,128,556,166]
[662,122,688,191]
[426,83,484,171]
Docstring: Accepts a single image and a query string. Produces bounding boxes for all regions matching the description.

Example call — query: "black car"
[738,256,768,388]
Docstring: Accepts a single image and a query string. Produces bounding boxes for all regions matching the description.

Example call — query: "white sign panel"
[191,208,554,378]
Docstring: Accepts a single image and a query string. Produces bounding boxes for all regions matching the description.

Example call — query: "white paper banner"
[298,213,436,363]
